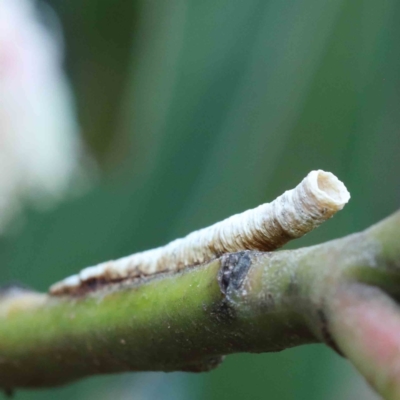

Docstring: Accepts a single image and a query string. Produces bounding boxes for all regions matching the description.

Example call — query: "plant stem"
[0,211,399,398]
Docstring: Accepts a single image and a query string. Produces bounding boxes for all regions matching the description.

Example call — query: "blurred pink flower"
[0,0,88,231]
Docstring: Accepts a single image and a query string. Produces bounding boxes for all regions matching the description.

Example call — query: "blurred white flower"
[0,0,88,231]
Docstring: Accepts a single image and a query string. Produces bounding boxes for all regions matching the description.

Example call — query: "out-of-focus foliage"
[1,0,399,398]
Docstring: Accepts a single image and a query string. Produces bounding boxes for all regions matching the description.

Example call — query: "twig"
[0,210,399,400]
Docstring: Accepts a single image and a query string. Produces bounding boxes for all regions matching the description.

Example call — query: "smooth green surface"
[0,251,310,387]
[1,212,399,391]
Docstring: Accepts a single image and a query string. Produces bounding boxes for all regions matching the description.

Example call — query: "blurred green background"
[1,0,399,398]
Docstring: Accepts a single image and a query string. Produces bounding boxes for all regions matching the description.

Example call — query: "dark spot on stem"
[287,273,299,296]
[317,309,344,357]
[218,251,252,295]
[211,252,253,324]
[210,299,236,324]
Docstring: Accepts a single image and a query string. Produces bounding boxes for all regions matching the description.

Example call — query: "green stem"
[0,211,399,398]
